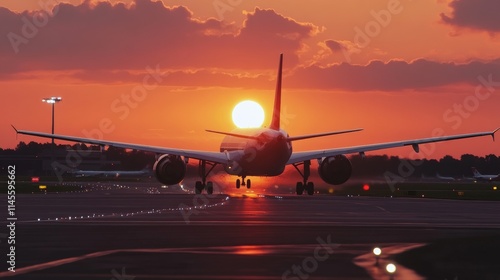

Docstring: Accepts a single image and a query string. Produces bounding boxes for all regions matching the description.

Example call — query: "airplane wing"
[287,128,499,164]
[13,127,231,165]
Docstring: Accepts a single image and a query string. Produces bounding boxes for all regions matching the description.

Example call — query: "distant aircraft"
[436,173,455,181]
[69,166,150,178]
[12,54,499,195]
[420,173,455,181]
[471,167,500,181]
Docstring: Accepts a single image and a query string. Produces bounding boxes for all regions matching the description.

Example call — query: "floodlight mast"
[42,97,62,145]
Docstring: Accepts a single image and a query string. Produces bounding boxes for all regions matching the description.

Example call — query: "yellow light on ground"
[39,185,47,190]
[386,263,396,273]
[494,186,497,190]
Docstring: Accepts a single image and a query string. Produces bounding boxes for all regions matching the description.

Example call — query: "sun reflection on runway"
[233,245,269,255]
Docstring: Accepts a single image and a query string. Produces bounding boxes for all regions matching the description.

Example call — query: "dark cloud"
[288,59,500,91]
[324,39,346,52]
[0,0,317,75]
[69,58,500,92]
[441,0,500,32]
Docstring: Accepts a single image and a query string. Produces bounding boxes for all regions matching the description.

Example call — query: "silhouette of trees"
[1,141,498,177]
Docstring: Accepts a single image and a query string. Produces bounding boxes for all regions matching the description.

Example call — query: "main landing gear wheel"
[296,182,304,195]
[194,160,218,194]
[306,182,314,195]
[195,181,204,194]
[236,179,241,189]
[293,160,315,195]
[246,179,251,189]
[206,181,214,195]
[195,181,214,194]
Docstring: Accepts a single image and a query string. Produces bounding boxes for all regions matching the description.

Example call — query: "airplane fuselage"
[220,128,292,176]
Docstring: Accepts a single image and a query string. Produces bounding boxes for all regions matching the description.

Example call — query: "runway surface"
[2,182,500,279]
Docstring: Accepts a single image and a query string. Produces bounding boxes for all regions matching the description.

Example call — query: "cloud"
[441,0,500,32]
[0,0,318,76]
[70,58,500,92]
[288,59,500,91]
[324,40,346,53]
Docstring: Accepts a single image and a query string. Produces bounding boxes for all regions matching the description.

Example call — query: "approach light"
[386,263,396,278]
[373,247,381,266]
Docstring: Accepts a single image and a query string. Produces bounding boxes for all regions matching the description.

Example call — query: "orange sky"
[1,0,499,159]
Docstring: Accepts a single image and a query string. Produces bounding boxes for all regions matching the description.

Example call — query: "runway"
[2,182,500,279]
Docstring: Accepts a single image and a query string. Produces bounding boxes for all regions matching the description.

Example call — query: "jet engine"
[318,155,352,185]
[153,154,186,185]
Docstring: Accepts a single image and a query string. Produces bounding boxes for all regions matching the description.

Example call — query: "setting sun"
[232,100,265,128]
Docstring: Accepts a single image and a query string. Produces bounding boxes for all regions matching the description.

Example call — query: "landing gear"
[235,176,251,189]
[293,160,315,195]
[195,181,203,194]
[206,181,214,195]
[296,182,304,195]
[194,160,217,194]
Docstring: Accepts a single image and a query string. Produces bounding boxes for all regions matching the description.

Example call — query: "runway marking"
[354,202,390,213]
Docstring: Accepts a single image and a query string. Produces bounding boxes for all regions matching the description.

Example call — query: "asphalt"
[2,182,500,279]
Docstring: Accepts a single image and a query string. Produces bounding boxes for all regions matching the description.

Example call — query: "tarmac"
[2,181,500,279]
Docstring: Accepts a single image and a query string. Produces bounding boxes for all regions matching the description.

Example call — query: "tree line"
[1,141,498,178]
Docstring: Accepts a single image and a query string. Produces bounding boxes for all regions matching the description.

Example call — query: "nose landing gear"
[236,176,251,189]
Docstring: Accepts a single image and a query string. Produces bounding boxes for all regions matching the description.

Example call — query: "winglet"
[492,127,499,141]
[11,125,18,133]
[269,53,283,131]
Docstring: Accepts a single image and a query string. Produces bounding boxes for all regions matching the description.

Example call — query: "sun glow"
[232,100,265,128]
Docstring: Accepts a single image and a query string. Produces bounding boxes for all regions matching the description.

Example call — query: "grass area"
[394,234,500,279]
[333,182,500,200]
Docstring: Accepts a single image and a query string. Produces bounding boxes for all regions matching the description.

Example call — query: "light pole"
[42,97,62,145]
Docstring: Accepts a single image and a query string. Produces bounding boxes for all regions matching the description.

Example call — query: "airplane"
[471,167,500,181]
[436,173,456,181]
[421,173,456,181]
[68,166,151,178]
[12,54,499,195]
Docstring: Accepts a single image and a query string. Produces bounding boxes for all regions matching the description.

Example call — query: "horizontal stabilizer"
[206,130,259,140]
[287,128,363,141]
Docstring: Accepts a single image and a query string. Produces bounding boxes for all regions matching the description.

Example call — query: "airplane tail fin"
[471,167,481,176]
[269,53,283,131]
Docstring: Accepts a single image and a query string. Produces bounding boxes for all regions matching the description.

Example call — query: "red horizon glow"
[1,0,498,159]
